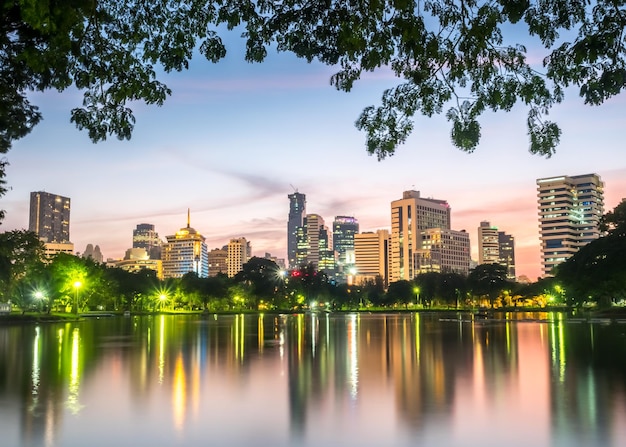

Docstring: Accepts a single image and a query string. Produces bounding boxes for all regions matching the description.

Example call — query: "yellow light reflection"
[172,353,187,432]
[67,327,83,414]
[258,314,264,352]
[159,315,165,384]
[414,313,420,364]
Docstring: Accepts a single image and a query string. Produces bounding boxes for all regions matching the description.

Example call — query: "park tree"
[2,0,625,212]
[0,230,44,302]
[386,279,414,307]
[467,263,510,308]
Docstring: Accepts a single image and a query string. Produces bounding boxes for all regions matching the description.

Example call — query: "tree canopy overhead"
[2,0,624,191]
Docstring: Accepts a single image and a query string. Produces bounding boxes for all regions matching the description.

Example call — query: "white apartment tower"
[478,221,500,264]
[227,237,251,277]
[161,211,208,278]
[390,190,451,282]
[537,173,604,277]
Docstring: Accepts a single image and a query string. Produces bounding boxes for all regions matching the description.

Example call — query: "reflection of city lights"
[159,315,165,384]
[172,353,186,432]
[67,327,83,414]
[348,314,359,401]
[30,327,41,415]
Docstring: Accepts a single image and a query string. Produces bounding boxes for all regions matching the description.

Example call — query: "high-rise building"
[415,228,471,276]
[305,214,325,267]
[537,174,604,276]
[390,190,451,282]
[478,221,499,264]
[287,192,306,268]
[478,221,516,279]
[161,211,208,278]
[318,224,336,275]
[29,191,71,243]
[29,191,74,257]
[208,247,228,276]
[227,237,251,277]
[354,230,391,287]
[498,232,516,280]
[333,216,359,282]
[133,223,162,259]
[82,244,103,263]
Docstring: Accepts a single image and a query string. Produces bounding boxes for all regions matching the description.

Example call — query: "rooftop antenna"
[290,184,298,193]
[187,208,190,228]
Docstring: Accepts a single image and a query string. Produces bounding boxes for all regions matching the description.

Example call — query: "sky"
[1,28,625,281]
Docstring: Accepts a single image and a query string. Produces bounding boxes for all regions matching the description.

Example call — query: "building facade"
[354,230,391,287]
[133,223,162,259]
[390,190,451,282]
[537,174,604,276]
[208,247,228,276]
[498,231,516,280]
[227,237,251,278]
[478,221,499,264]
[29,191,74,256]
[161,212,208,278]
[414,228,471,276]
[287,192,306,268]
[333,216,359,282]
[305,214,325,267]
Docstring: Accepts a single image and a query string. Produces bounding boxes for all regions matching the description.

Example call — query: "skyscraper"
[415,228,471,276]
[161,211,208,278]
[537,173,604,276]
[133,223,162,259]
[287,192,306,269]
[390,190,451,282]
[227,237,251,277]
[333,216,359,282]
[29,191,71,243]
[305,213,325,267]
[478,221,499,265]
[29,191,74,257]
[498,231,516,280]
[354,230,391,287]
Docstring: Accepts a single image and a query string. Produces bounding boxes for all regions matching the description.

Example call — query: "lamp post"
[159,294,167,312]
[34,291,45,313]
[73,281,82,315]
[414,287,420,308]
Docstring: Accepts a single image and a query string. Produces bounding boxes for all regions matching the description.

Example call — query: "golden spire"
[187,208,190,228]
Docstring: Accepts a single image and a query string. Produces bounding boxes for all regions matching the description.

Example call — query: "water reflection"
[0,313,624,447]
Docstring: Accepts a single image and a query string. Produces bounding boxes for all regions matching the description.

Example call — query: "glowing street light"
[34,290,45,312]
[159,293,167,311]
[413,287,420,307]
[73,281,82,315]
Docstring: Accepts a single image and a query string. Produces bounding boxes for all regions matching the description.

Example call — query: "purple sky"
[2,31,625,281]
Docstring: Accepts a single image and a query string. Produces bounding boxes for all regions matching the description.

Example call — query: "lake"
[0,312,625,447]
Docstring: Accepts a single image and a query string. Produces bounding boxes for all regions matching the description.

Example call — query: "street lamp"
[73,281,82,315]
[413,287,420,307]
[159,293,167,311]
[34,290,45,312]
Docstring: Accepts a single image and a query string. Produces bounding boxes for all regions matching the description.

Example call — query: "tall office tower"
[29,191,74,257]
[498,232,516,280]
[478,221,500,264]
[287,192,306,268]
[390,190,451,282]
[82,244,103,263]
[354,230,391,287]
[333,216,359,282]
[537,173,604,276]
[208,247,228,276]
[415,228,471,276]
[29,191,71,243]
[227,237,251,277]
[133,223,162,259]
[305,214,325,267]
[161,211,208,278]
[295,225,309,267]
[318,224,336,275]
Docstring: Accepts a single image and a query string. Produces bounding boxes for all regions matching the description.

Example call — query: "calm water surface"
[0,312,625,447]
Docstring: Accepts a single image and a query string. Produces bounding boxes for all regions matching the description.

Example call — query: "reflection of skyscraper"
[162,211,208,278]
[287,192,306,269]
[133,223,162,259]
[537,174,604,276]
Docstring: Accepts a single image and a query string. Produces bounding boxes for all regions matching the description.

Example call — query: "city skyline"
[1,32,624,281]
